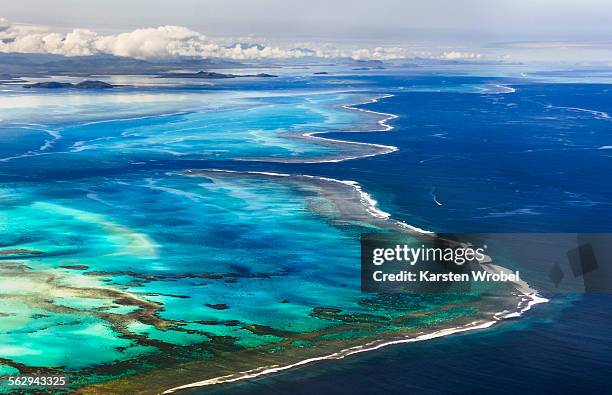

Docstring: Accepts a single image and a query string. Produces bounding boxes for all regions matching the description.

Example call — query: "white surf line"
[186,169,432,235]
[0,150,59,163]
[341,94,399,133]
[236,93,400,164]
[163,261,547,394]
[0,125,64,162]
[7,125,63,152]
[163,321,500,394]
[546,104,611,120]
[429,187,443,206]
[38,129,62,151]
[486,264,550,319]
[301,94,400,163]
[483,84,517,94]
[78,110,192,126]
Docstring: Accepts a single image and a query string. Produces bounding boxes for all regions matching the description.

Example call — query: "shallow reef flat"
[0,89,387,168]
[0,170,522,394]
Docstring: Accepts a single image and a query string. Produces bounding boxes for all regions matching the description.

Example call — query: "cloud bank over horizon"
[0,18,484,61]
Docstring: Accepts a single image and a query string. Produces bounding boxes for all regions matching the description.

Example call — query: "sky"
[1,0,612,62]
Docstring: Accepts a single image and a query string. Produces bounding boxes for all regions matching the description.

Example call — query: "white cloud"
[440,51,482,60]
[351,47,407,61]
[0,19,336,59]
[93,26,210,58]
[0,18,485,62]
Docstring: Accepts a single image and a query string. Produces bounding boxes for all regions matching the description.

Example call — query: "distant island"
[23,80,115,89]
[157,71,278,79]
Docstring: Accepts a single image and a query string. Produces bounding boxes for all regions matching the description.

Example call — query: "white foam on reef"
[546,104,611,120]
[0,125,63,162]
[484,264,549,319]
[160,319,491,393]
[39,129,62,151]
[0,150,56,163]
[164,275,546,394]
[187,169,432,235]
[244,94,401,164]
[483,84,517,94]
[78,110,191,126]
[429,187,443,206]
[341,94,399,133]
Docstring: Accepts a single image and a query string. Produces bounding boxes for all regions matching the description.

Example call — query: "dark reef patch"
[205,304,230,310]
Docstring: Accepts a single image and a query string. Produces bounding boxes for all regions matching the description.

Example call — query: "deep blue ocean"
[184,75,612,394]
[235,77,612,233]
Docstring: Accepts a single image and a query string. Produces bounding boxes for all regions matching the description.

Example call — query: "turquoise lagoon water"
[1,172,359,361]
[0,170,504,392]
[0,77,522,393]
